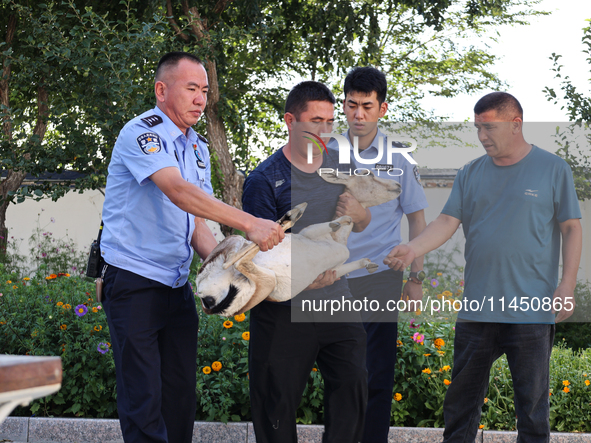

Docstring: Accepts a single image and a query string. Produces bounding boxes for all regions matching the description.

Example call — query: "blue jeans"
[443,322,555,443]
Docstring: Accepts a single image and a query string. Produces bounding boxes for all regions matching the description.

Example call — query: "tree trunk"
[204,60,244,209]
[203,60,244,236]
[0,13,17,256]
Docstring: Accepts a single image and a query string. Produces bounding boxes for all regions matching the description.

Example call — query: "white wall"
[5,187,589,282]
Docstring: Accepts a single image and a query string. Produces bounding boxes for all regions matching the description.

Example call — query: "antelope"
[195,171,402,317]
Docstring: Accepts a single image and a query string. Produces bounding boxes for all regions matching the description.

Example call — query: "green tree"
[0,0,170,251]
[544,21,591,201]
[0,0,545,248]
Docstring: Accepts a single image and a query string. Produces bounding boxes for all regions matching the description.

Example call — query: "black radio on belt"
[86,222,104,278]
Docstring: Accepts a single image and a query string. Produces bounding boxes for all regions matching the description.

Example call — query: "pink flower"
[409,318,420,329]
[412,332,425,344]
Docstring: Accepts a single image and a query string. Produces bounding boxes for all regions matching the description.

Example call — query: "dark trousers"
[248,301,367,443]
[348,269,402,443]
[443,322,555,443]
[102,266,199,443]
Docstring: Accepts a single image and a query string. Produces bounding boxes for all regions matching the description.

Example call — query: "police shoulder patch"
[197,133,209,144]
[137,132,162,155]
[413,166,421,184]
[141,115,163,127]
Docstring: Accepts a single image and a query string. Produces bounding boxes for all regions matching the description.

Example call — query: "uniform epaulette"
[197,133,209,144]
[141,115,163,127]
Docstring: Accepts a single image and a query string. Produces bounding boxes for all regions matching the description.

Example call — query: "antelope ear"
[317,169,350,184]
[223,241,256,270]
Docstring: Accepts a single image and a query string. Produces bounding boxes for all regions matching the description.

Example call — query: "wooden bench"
[0,355,62,423]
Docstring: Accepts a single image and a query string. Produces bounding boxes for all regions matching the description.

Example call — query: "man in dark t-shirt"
[242,81,370,443]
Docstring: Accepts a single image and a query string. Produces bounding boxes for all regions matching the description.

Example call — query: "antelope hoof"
[366,262,379,274]
[286,202,307,224]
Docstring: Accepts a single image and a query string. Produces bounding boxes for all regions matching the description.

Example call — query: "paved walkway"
[1,417,591,442]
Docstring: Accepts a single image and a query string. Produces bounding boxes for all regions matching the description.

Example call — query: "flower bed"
[1,264,590,431]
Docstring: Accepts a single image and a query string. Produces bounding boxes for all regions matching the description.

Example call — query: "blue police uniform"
[329,128,428,443]
[101,106,212,443]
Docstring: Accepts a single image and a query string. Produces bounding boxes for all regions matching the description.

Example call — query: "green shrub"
[2,253,591,431]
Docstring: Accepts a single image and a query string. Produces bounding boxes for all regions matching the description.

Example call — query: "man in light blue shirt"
[385,92,582,442]
[101,52,284,443]
[331,67,428,443]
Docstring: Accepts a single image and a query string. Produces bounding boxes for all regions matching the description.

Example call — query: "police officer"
[100,52,283,443]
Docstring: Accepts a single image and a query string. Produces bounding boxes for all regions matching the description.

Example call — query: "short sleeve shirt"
[101,106,213,287]
[442,145,581,323]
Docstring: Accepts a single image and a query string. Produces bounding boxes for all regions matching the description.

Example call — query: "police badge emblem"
[137,133,162,155]
[193,144,206,169]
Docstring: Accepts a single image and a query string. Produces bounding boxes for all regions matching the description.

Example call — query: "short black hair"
[474,92,523,119]
[155,52,203,81]
[343,67,387,104]
[284,81,336,119]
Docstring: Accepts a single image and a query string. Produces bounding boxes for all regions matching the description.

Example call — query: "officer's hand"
[304,270,339,290]
[384,244,416,271]
[247,218,284,252]
[335,192,367,224]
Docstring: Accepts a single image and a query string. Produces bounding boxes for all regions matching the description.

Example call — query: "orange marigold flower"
[397,340,403,347]
[444,379,451,386]
[479,425,484,429]
[202,366,212,374]
[49,274,57,279]
[234,313,246,322]
[422,368,432,375]
[64,304,71,310]
[242,331,250,341]
[563,387,570,393]
[12,285,18,289]
[434,338,445,349]
[312,368,318,372]
[56,302,64,307]
[94,325,102,332]
[60,324,67,330]
[394,393,402,401]
[585,380,590,386]
[562,380,570,386]
[92,307,98,313]
[484,397,488,403]
[212,361,222,372]
[223,320,233,329]
[423,353,431,357]
[440,365,451,372]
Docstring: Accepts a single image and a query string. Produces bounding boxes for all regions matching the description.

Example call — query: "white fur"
[196,172,402,317]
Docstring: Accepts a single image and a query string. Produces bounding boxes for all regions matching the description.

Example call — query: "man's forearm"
[407,210,427,272]
[409,213,460,257]
[151,167,257,233]
[559,219,583,289]
[192,217,219,260]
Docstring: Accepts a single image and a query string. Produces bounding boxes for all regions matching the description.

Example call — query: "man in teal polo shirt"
[385,92,582,442]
